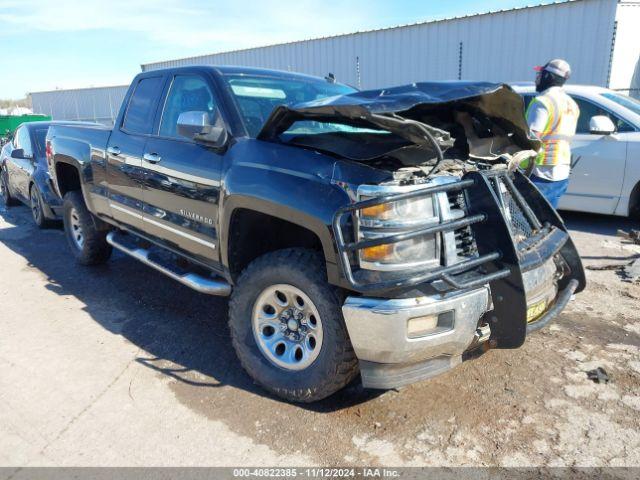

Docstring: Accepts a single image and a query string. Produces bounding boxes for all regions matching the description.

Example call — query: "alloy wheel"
[69,206,85,249]
[30,188,41,223]
[251,284,324,371]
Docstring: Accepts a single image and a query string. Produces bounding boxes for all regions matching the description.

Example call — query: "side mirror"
[10,148,30,159]
[177,110,228,148]
[589,115,616,135]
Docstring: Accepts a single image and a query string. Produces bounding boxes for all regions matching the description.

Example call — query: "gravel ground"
[0,203,639,467]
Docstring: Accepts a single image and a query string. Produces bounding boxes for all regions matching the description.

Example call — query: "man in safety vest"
[525,59,579,208]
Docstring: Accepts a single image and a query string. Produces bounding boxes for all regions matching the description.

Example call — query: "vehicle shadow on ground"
[561,210,640,263]
[561,210,637,237]
[0,205,380,412]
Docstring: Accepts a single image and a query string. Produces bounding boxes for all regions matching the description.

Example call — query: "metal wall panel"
[609,1,640,97]
[30,86,129,126]
[141,0,619,89]
[31,1,633,123]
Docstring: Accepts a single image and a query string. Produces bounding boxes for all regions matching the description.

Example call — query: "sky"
[1,0,547,99]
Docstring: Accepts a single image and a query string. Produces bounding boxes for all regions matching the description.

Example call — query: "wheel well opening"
[228,209,324,280]
[55,163,81,197]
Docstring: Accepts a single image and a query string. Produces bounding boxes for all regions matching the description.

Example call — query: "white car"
[512,84,640,217]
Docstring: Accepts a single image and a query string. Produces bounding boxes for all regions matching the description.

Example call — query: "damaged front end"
[258,81,542,171]
[259,82,586,389]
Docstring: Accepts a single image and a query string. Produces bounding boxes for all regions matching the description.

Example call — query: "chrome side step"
[106,231,231,296]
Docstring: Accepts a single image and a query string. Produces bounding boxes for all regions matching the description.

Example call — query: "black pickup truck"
[46,66,585,402]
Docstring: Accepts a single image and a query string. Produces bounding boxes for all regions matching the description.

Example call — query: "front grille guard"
[334,169,586,347]
[332,177,511,294]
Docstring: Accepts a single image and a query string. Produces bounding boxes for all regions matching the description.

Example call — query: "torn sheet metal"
[258,82,542,162]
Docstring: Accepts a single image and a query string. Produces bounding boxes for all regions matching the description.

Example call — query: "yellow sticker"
[527,300,548,323]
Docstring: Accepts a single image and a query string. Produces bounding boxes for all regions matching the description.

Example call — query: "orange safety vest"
[527,87,579,167]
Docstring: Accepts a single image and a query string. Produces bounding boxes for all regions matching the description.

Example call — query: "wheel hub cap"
[252,284,324,371]
[69,207,84,249]
[31,190,40,220]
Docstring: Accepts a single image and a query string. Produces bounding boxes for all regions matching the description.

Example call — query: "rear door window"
[123,76,164,135]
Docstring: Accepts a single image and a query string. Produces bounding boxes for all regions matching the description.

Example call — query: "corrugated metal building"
[29,85,128,126]
[142,0,639,95]
[28,0,640,121]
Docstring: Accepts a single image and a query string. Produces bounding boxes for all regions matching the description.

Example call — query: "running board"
[106,232,232,296]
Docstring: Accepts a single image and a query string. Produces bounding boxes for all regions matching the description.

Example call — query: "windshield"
[33,128,48,157]
[283,120,386,137]
[224,74,356,137]
[601,92,640,118]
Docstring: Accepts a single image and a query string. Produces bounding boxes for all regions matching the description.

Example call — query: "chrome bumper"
[341,258,563,389]
[342,287,490,389]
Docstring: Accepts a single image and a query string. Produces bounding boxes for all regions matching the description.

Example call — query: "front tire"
[229,249,359,403]
[629,182,640,220]
[30,184,53,229]
[1,168,18,207]
[63,190,112,265]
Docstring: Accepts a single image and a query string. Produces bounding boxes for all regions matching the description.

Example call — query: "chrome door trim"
[141,159,220,187]
[110,202,143,219]
[109,202,217,249]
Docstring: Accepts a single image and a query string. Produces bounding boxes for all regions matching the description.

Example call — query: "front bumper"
[343,287,489,365]
[335,169,585,390]
[342,287,489,389]
[343,263,576,390]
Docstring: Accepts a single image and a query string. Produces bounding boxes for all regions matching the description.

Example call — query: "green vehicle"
[0,114,52,143]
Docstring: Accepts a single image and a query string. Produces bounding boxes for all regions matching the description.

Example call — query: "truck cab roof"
[138,65,351,86]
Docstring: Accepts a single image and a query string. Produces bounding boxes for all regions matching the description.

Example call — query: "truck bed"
[47,123,112,155]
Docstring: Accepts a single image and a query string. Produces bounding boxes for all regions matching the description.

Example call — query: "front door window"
[159,75,217,139]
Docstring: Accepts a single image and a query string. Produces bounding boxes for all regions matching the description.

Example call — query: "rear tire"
[229,248,359,403]
[1,168,18,207]
[30,184,53,229]
[63,190,112,265]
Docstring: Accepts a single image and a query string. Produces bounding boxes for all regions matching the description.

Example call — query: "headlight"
[360,196,438,227]
[357,185,441,271]
[360,235,438,265]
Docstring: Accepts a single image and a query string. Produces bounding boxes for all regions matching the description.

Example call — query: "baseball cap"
[534,59,571,79]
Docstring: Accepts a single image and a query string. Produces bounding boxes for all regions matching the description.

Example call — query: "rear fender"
[50,136,96,211]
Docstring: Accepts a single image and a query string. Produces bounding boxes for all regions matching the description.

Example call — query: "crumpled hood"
[258,81,542,160]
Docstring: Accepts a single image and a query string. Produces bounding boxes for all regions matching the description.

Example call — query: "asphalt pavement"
[1,203,639,467]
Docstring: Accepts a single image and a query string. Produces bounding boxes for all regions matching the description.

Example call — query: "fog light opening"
[407,311,454,338]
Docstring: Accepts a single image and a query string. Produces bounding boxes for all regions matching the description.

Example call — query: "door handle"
[143,152,162,164]
[107,146,121,156]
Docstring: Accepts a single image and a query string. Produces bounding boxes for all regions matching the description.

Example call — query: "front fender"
[32,167,62,210]
[222,193,338,256]
[219,162,351,287]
